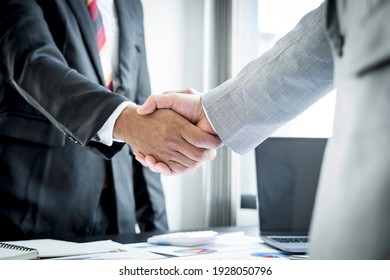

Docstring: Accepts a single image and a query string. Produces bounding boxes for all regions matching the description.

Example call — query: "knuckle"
[165,138,178,149]
[186,160,199,169]
[169,162,187,174]
[192,148,208,162]
[184,167,197,175]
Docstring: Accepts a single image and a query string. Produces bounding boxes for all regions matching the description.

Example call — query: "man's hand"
[135,90,221,175]
[114,103,221,175]
[137,89,216,136]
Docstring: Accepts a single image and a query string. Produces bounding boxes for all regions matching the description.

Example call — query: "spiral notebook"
[0,242,39,260]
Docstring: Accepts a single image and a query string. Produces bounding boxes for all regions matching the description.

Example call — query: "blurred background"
[141,0,333,231]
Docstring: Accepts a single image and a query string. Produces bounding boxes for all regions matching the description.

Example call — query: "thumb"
[137,96,159,115]
[137,94,180,115]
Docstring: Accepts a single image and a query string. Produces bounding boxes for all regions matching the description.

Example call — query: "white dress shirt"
[95,0,133,146]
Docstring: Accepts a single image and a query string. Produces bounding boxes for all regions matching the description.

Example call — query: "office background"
[141,0,333,231]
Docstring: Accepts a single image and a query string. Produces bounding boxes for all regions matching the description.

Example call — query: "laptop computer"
[255,137,327,254]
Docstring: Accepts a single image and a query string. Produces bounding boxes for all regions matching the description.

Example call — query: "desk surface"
[69,225,259,245]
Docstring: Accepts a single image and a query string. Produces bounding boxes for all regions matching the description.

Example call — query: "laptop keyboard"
[272,237,309,243]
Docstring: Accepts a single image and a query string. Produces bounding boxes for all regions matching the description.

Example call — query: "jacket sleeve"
[0,0,128,158]
[202,2,334,154]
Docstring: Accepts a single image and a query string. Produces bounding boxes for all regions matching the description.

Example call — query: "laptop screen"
[255,137,327,235]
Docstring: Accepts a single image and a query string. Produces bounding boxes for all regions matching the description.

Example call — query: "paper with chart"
[123,233,293,259]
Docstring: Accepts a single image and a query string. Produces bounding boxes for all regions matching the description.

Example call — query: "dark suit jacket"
[0,0,168,241]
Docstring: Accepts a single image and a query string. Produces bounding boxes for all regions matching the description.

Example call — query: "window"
[257,0,335,138]
[232,0,335,225]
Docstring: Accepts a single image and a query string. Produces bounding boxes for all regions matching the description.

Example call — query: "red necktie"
[86,0,113,91]
[87,0,112,190]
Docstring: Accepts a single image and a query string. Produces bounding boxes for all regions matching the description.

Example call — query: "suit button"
[67,135,78,143]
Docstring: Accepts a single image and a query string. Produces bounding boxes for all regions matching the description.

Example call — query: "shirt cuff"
[93,101,134,146]
[201,101,218,134]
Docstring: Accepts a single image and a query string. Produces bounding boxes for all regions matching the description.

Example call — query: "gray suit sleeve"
[202,2,334,154]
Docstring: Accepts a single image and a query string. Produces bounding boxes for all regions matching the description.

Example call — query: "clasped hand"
[114,89,221,175]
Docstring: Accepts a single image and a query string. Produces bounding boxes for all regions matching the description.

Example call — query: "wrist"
[113,103,139,142]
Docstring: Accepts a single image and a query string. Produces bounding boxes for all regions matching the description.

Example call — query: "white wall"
[141,0,208,231]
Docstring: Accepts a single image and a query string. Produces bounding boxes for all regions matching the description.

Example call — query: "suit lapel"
[66,0,105,86]
[114,0,136,94]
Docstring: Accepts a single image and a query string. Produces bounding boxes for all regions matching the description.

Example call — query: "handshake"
[113,89,223,176]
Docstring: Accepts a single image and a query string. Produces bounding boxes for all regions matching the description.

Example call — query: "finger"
[140,153,196,175]
[138,90,201,116]
[154,161,174,176]
[181,125,222,150]
[162,88,197,95]
[136,153,164,174]
[144,155,157,165]
[183,167,197,175]
[144,156,192,176]
[145,156,164,173]
[142,156,176,176]
[143,149,194,173]
[137,94,180,115]
[165,161,198,175]
[135,152,148,167]
[186,88,201,95]
[137,96,159,115]
[206,149,217,161]
[164,137,210,167]
[143,155,196,176]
